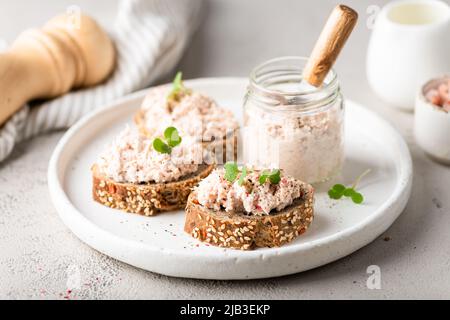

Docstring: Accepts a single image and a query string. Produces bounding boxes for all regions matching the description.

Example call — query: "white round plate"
[48,78,412,280]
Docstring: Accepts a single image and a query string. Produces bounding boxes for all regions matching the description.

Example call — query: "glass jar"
[243,56,344,184]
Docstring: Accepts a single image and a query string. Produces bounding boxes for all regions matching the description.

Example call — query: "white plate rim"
[48,77,413,278]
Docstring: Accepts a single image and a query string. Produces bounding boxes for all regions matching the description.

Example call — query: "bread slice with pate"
[184,167,314,250]
[91,126,215,216]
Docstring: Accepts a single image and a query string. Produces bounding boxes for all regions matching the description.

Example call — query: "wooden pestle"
[0,13,116,125]
[303,5,358,87]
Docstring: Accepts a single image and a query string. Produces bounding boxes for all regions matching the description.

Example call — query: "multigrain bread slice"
[92,163,215,216]
[184,186,314,250]
[134,109,238,162]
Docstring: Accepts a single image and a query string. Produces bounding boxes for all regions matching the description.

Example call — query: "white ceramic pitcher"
[367,0,450,111]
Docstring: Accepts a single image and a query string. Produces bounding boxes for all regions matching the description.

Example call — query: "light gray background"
[0,0,449,299]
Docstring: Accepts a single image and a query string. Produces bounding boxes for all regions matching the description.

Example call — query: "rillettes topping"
[195,167,306,216]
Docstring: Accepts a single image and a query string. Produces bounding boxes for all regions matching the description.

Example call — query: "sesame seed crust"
[92,163,215,216]
[184,184,314,250]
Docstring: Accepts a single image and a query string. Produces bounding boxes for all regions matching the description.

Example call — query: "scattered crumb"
[383,236,391,242]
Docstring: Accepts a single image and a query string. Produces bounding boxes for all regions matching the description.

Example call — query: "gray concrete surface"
[0,0,449,299]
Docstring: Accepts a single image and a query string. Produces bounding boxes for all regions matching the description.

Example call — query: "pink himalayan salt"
[425,79,450,112]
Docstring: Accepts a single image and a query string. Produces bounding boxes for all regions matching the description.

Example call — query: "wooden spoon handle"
[302,4,358,87]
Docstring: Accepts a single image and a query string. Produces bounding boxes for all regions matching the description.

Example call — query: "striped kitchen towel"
[0,0,204,162]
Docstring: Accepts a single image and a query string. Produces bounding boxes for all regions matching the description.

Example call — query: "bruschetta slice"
[92,126,215,215]
[184,166,314,249]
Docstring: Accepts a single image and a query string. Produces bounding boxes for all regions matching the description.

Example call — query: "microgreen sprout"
[224,162,239,182]
[164,126,182,147]
[328,169,371,204]
[238,166,248,186]
[259,169,281,185]
[223,163,281,186]
[224,162,249,185]
[152,126,182,154]
[167,71,191,101]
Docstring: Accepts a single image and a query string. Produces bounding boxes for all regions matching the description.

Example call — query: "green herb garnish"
[223,162,281,186]
[328,169,371,204]
[152,127,182,154]
[224,162,250,185]
[224,162,239,182]
[238,166,248,186]
[152,138,171,154]
[167,71,190,101]
[258,169,281,185]
[164,126,182,147]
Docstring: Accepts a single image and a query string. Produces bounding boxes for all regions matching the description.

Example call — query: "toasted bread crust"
[92,163,215,216]
[184,186,314,250]
[134,109,238,162]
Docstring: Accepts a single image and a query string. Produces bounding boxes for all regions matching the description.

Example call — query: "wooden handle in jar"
[302,4,358,87]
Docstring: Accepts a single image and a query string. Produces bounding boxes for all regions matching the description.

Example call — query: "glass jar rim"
[247,56,340,112]
[249,56,338,98]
